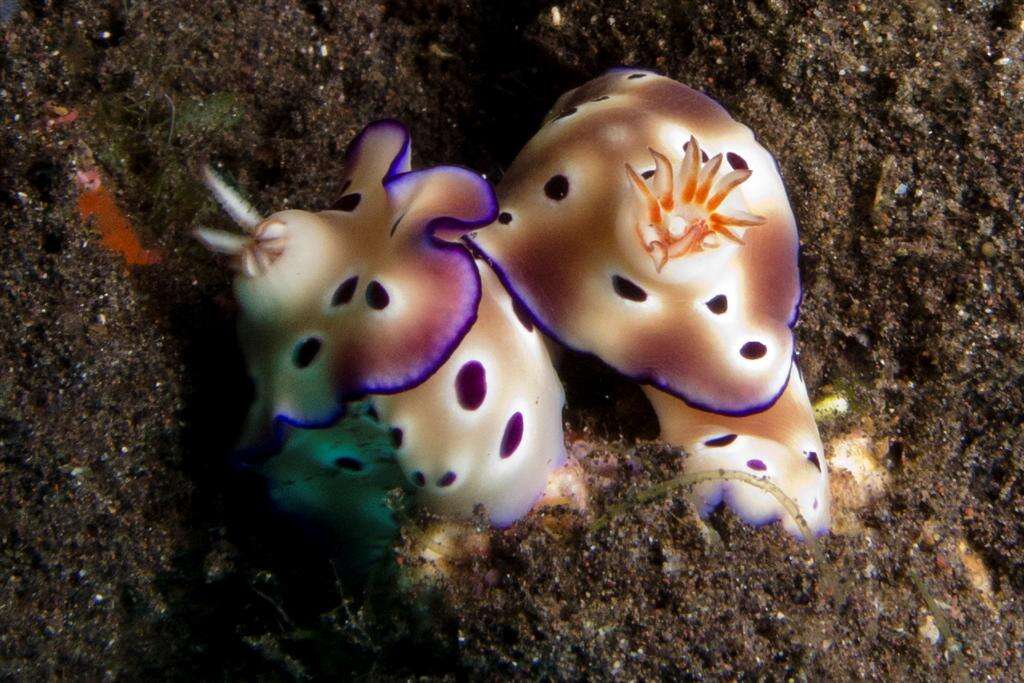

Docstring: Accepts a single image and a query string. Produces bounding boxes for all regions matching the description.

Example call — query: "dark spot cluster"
[330,276,391,312]
[295,281,395,373]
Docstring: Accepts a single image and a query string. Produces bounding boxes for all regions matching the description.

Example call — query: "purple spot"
[512,299,534,332]
[807,451,821,471]
[500,412,524,459]
[390,428,403,449]
[334,192,361,212]
[412,471,426,487]
[706,294,728,314]
[726,152,749,170]
[544,175,569,200]
[437,471,457,487]
[365,280,389,310]
[612,274,647,302]
[813,498,819,510]
[746,459,767,471]
[331,276,358,306]
[293,337,321,368]
[705,434,737,447]
[333,457,363,472]
[740,341,767,359]
[455,361,487,410]
[498,211,513,224]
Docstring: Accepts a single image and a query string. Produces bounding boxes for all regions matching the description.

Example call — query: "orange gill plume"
[625,135,767,272]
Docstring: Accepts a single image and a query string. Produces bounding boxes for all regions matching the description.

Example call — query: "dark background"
[1,0,1022,678]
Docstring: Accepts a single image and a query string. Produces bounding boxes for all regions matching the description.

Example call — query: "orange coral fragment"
[44,102,79,129]
[75,170,161,266]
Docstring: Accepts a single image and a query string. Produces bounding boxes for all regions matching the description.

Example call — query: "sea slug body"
[196,120,567,537]
[372,265,567,527]
[469,69,827,537]
[198,120,495,438]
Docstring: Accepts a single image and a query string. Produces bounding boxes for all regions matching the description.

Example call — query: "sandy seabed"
[1,1,1022,679]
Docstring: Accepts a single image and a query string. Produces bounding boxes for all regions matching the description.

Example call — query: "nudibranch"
[469,68,800,415]
[258,404,409,572]
[371,266,567,527]
[469,70,827,536]
[644,366,829,537]
[196,120,567,529]
[196,120,496,439]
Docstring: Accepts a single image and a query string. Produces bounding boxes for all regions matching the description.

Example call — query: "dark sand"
[2,0,1022,679]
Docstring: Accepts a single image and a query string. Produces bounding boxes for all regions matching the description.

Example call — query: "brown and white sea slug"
[469,69,829,537]
[196,121,567,530]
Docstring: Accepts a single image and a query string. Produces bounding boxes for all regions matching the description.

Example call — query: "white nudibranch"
[470,69,828,537]
[196,120,568,541]
[372,266,567,527]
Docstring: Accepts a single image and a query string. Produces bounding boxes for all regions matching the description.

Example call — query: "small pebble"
[813,392,849,421]
[918,614,941,646]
